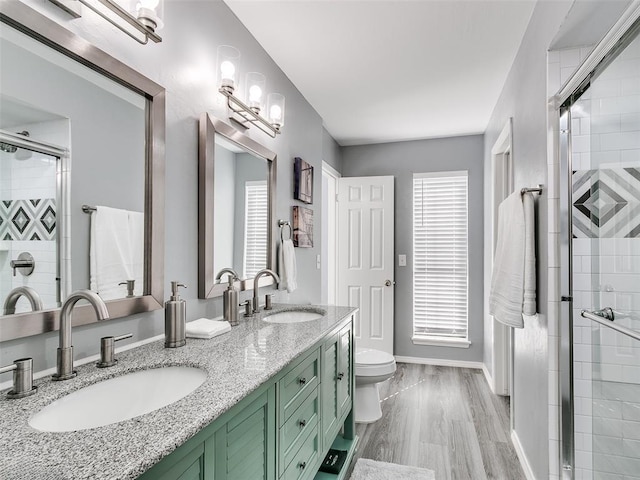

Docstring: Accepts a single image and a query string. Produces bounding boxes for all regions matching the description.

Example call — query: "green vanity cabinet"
[137,315,356,480]
[320,324,353,453]
[214,388,276,480]
[146,440,210,480]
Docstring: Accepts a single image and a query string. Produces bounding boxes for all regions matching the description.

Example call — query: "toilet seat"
[355,348,396,377]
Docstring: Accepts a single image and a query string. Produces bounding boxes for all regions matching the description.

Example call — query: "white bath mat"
[350,458,436,480]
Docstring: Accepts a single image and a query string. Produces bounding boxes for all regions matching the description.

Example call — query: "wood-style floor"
[350,363,526,480]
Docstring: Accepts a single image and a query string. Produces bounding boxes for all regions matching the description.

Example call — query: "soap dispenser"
[215,268,239,326]
[223,275,239,326]
[165,281,187,348]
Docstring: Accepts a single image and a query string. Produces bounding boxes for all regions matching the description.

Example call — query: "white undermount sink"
[29,366,207,432]
[263,309,326,324]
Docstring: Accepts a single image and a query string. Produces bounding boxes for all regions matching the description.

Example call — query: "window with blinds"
[243,180,268,278]
[412,171,469,345]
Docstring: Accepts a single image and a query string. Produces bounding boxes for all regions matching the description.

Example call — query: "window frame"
[412,170,470,348]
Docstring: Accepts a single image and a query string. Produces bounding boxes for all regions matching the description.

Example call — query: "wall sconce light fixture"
[48,0,164,45]
[216,46,285,138]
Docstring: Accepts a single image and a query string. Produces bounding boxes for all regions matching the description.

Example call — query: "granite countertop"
[0,304,356,480]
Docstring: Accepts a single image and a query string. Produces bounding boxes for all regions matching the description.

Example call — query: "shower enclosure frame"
[552,3,640,478]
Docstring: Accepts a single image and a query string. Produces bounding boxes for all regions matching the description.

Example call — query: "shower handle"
[581,308,640,342]
[587,307,614,321]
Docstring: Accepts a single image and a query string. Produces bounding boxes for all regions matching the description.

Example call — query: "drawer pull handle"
[299,419,306,428]
[298,377,307,385]
[337,372,344,380]
[298,461,307,470]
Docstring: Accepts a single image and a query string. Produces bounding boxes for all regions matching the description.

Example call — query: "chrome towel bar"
[520,185,543,195]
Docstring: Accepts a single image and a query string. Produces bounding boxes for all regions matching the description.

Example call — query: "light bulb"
[134,0,163,31]
[220,61,236,79]
[270,105,282,122]
[249,85,262,103]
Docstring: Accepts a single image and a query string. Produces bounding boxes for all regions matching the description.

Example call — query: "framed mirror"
[198,113,276,298]
[0,2,165,341]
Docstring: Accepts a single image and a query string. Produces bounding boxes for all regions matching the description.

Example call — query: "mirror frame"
[0,1,165,341]
[198,113,277,299]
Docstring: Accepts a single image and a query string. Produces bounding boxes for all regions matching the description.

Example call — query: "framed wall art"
[292,206,313,247]
[294,157,313,204]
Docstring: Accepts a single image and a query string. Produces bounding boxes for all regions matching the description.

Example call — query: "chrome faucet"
[52,290,109,381]
[215,267,239,283]
[3,286,43,315]
[252,269,280,313]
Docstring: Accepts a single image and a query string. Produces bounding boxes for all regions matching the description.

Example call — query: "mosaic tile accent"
[0,198,56,241]
[573,168,640,238]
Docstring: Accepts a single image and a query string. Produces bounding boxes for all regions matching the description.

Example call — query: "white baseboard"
[482,363,496,394]
[394,355,483,370]
[511,430,536,480]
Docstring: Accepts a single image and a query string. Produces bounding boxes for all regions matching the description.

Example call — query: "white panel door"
[337,176,394,354]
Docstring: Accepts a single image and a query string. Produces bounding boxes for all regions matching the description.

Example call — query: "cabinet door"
[337,325,352,419]
[215,387,275,480]
[137,438,211,480]
[321,332,339,450]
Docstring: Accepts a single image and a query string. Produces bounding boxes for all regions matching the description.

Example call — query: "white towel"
[186,318,231,339]
[278,238,297,293]
[522,192,537,318]
[489,192,537,328]
[89,206,144,300]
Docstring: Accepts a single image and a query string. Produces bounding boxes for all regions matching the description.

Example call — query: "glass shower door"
[569,28,640,480]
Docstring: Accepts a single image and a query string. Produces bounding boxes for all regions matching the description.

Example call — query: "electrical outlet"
[398,254,407,267]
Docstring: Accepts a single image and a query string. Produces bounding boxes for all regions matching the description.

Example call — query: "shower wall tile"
[622,402,640,421]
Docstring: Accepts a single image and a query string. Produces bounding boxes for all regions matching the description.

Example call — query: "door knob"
[385,280,395,287]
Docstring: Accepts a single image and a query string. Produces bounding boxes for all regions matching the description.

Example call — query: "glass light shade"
[131,0,164,31]
[245,72,266,113]
[267,93,285,129]
[217,45,241,94]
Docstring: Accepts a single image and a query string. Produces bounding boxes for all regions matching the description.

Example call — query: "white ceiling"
[224,0,537,146]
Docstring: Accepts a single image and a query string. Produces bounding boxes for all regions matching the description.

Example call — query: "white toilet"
[354,347,396,423]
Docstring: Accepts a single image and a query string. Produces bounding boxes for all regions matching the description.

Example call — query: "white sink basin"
[29,366,207,432]
[263,309,325,324]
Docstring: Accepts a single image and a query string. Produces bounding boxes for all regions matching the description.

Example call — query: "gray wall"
[482,2,573,477]
[342,135,484,361]
[0,0,329,373]
[322,127,343,173]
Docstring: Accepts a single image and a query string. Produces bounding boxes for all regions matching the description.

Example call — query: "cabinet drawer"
[280,388,319,471]
[279,349,319,423]
[281,426,320,480]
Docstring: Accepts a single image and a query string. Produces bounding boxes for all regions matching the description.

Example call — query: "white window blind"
[243,180,268,278]
[413,171,469,342]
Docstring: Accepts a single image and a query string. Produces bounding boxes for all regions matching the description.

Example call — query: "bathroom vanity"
[0,305,357,480]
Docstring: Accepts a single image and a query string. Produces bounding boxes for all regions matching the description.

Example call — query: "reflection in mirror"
[1,21,146,303]
[0,2,165,342]
[0,131,63,314]
[199,113,276,299]
[213,137,268,279]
